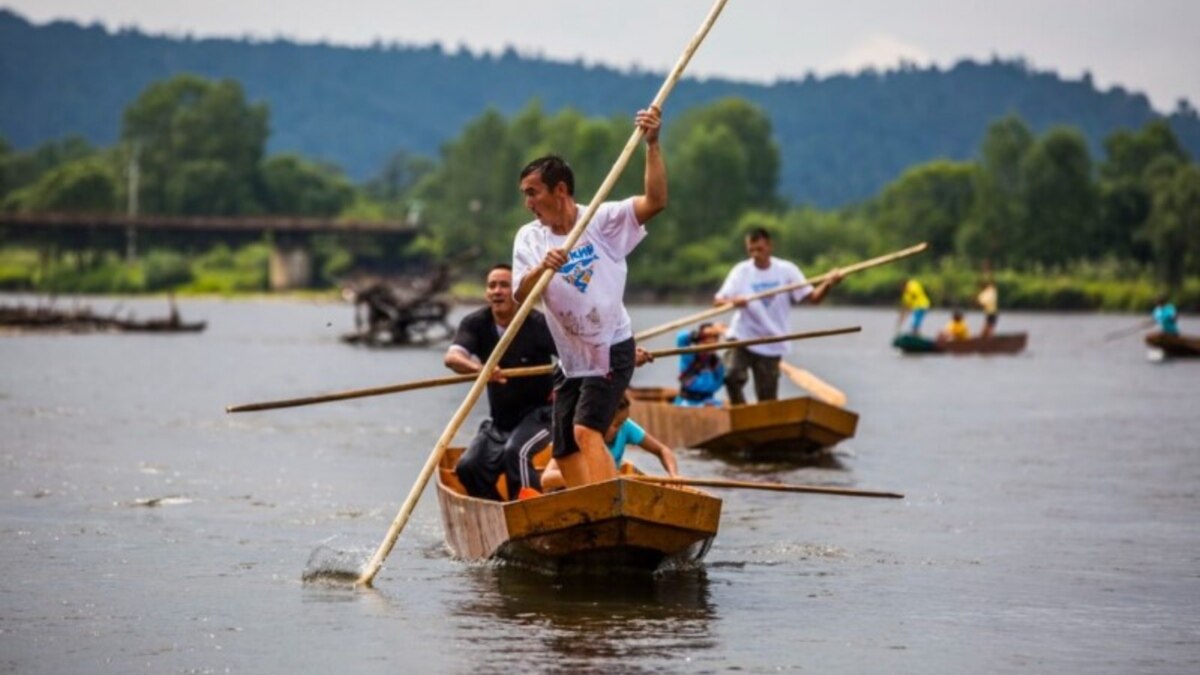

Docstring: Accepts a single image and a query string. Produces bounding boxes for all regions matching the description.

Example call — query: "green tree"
[1017,127,1098,263]
[876,160,976,257]
[959,116,1033,264]
[121,74,268,215]
[1141,159,1200,288]
[11,156,119,213]
[1097,120,1191,261]
[260,155,355,216]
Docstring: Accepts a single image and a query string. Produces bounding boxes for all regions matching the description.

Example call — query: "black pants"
[455,405,552,501]
[551,337,636,458]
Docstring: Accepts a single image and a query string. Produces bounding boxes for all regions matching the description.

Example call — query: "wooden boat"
[892,332,1027,355]
[0,304,205,334]
[1145,332,1200,358]
[436,447,721,574]
[626,387,858,458]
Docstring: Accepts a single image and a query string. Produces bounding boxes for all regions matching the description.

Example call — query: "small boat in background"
[892,332,1027,355]
[1145,332,1200,358]
[435,447,721,574]
[627,387,858,459]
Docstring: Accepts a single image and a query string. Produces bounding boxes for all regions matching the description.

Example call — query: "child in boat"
[938,310,971,342]
[1152,296,1179,335]
[540,394,678,492]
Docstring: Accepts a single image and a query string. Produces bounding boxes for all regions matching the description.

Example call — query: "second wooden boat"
[892,332,1027,355]
[627,387,859,458]
[436,447,721,574]
[1145,332,1200,358]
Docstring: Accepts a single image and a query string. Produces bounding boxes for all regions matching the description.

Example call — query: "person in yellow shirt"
[939,310,971,342]
[977,279,998,338]
[898,278,931,335]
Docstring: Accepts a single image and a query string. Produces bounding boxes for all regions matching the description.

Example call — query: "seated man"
[542,394,678,491]
[674,322,726,407]
[445,264,557,501]
[938,310,971,342]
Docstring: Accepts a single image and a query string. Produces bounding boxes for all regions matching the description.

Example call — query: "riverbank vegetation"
[2,74,1197,310]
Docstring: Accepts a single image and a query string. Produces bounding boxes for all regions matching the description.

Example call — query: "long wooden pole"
[355,0,731,587]
[227,326,858,413]
[630,475,904,499]
[634,242,929,342]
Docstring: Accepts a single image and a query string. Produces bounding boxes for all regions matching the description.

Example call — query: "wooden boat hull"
[436,448,721,574]
[892,332,1027,354]
[627,387,858,458]
[1145,332,1200,358]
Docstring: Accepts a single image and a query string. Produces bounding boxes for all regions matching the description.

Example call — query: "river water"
[1,296,1197,674]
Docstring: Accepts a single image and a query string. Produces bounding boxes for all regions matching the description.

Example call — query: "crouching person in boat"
[937,309,971,342]
[674,322,726,407]
[542,393,678,492]
[445,264,557,501]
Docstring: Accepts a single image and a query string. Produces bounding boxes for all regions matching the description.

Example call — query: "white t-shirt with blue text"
[512,198,646,377]
[716,257,812,357]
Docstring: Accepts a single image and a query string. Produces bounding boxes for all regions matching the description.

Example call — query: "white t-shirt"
[512,198,646,377]
[715,257,812,357]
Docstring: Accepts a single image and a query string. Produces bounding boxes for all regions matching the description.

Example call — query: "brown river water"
[1,296,1197,674]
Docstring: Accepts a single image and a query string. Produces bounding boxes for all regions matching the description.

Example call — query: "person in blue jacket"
[674,322,726,407]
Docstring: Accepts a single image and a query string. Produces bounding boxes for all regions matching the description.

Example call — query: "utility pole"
[125,143,140,264]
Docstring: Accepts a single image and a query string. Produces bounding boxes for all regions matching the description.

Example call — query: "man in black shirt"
[444,264,557,500]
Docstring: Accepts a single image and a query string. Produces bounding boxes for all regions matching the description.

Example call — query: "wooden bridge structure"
[0,212,418,289]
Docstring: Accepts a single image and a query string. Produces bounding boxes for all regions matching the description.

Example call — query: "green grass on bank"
[2,246,1196,311]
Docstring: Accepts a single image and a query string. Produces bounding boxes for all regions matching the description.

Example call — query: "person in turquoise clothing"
[1152,296,1179,335]
[674,322,726,407]
[541,394,678,491]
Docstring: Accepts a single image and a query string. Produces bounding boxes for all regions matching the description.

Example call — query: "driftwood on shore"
[0,298,205,334]
[340,266,454,347]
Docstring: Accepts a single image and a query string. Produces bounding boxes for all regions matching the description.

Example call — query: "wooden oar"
[630,475,903,499]
[634,242,928,342]
[226,326,859,413]
[354,0,731,587]
[1101,320,1154,343]
[778,361,847,407]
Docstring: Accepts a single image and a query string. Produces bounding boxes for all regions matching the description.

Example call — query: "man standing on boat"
[513,106,666,489]
[715,228,840,405]
[445,264,557,501]
[898,278,931,335]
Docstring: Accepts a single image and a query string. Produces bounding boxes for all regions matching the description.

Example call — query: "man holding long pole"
[715,227,842,405]
[513,106,665,490]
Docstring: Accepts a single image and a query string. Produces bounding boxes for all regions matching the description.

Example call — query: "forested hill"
[2,8,1198,206]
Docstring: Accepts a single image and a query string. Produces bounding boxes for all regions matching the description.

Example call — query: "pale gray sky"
[8,0,1199,111]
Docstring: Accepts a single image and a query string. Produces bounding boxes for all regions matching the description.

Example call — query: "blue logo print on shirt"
[750,280,780,306]
[560,243,599,293]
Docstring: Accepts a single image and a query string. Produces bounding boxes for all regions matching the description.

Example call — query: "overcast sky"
[8,0,1198,111]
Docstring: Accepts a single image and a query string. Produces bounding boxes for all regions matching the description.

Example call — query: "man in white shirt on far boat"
[715,227,841,405]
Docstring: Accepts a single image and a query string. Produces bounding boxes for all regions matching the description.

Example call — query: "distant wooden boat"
[1145,332,1200,358]
[626,387,858,458]
[436,447,721,574]
[0,304,205,334]
[892,332,1027,355]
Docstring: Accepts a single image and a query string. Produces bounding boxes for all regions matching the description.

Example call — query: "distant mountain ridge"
[2,8,1197,206]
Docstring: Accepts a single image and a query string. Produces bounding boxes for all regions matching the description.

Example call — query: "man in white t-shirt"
[715,227,841,404]
[512,106,666,489]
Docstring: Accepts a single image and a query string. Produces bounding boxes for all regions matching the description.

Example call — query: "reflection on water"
[453,564,716,671]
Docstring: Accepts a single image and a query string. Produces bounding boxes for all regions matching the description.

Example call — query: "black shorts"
[985,313,998,328]
[551,337,636,459]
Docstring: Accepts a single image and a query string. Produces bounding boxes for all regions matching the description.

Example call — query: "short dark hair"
[489,263,512,274]
[745,227,772,243]
[520,155,574,196]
